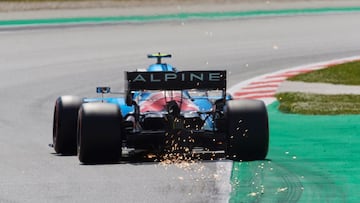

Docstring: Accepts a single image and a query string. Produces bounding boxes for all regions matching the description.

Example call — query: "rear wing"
[126,71,226,91]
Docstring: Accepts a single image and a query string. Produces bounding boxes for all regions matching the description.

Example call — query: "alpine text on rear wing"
[126,71,226,91]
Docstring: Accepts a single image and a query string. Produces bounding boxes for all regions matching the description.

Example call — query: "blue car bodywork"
[84,53,229,132]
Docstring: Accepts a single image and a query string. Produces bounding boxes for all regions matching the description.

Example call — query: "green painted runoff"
[230,102,360,202]
[1,7,360,26]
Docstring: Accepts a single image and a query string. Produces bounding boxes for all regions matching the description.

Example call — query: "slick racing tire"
[225,99,269,161]
[77,103,122,164]
[53,96,83,155]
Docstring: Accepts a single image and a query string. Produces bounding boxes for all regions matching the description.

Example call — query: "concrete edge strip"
[1,6,360,27]
[216,161,233,203]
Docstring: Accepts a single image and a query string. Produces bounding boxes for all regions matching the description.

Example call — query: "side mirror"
[96,87,111,94]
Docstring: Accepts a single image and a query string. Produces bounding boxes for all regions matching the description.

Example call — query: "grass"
[276,92,360,115]
[289,60,360,85]
[276,61,360,115]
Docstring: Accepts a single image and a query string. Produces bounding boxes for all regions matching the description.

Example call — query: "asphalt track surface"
[1,10,360,203]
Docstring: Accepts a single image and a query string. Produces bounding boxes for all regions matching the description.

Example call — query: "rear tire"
[77,103,122,164]
[225,99,269,161]
[53,96,83,155]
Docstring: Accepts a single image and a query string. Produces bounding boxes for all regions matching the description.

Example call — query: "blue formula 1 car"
[52,53,269,164]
